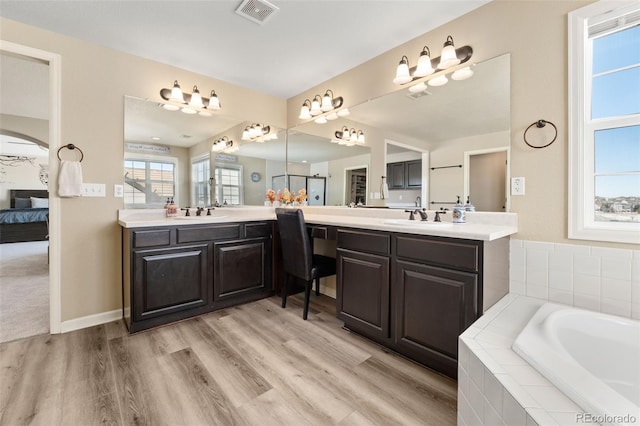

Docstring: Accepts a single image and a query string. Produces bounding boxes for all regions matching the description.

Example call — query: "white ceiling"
[0,0,490,99]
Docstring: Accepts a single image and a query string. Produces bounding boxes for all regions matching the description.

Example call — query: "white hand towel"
[59,160,83,197]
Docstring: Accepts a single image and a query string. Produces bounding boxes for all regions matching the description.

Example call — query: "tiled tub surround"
[509,239,640,320]
[458,294,639,426]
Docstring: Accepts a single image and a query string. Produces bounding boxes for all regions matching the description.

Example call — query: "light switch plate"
[81,183,106,197]
[511,177,525,195]
[114,184,124,198]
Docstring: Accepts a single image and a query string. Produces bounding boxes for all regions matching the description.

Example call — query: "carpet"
[0,241,49,343]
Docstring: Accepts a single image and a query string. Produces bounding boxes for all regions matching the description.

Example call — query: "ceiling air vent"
[235,0,279,25]
[406,90,432,100]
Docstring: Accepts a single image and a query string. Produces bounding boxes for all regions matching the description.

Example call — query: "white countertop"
[118,206,517,241]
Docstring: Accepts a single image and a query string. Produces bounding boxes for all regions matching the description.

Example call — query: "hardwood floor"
[0,294,457,426]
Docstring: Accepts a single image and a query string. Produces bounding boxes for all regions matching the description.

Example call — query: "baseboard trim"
[60,309,122,333]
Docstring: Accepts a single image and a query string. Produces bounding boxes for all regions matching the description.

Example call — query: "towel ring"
[57,143,84,162]
[524,119,557,149]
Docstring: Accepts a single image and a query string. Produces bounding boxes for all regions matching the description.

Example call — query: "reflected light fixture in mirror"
[212,136,236,153]
[160,80,222,116]
[241,123,278,142]
[332,126,365,146]
[298,89,348,122]
[393,35,473,86]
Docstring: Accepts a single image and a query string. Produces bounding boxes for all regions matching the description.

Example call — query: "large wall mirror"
[287,53,511,211]
[124,96,286,208]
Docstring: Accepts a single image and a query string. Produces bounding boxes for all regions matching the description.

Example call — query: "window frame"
[213,164,244,206]
[191,154,211,207]
[123,153,179,209]
[568,1,640,244]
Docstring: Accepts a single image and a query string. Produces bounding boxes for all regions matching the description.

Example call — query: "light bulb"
[451,66,474,80]
[314,116,327,124]
[189,86,204,108]
[428,75,448,87]
[170,80,184,103]
[321,92,333,112]
[393,56,412,85]
[310,98,322,116]
[438,36,460,69]
[208,91,220,110]
[325,112,338,120]
[161,103,180,111]
[414,47,435,77]
[408,82,428,93]
[299,104,311,120]
[337,108,350,117]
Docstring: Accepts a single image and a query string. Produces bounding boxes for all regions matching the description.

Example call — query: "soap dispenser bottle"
[464,196,476,212]
[452,195,466,223]
[166,197,178,217]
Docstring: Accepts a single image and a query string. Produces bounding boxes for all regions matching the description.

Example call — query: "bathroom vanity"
[119,206,516,378]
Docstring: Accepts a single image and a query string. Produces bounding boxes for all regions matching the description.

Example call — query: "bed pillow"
[14,197,31,209]
[30,197,49,208]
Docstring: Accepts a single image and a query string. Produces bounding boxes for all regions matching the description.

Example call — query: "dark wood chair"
[275,208,336,320]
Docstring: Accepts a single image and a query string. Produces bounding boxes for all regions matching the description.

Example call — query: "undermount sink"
[383,219,453,227]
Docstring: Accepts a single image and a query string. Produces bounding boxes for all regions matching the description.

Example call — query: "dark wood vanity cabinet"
[336,229,392,342]
[132,244,210,324]
[123,221,273,332]
[336,228,482,378]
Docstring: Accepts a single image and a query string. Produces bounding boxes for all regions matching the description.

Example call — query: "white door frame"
[463,146,510,212]
[1,40,62,334]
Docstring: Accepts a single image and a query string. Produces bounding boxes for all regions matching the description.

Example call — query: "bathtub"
[513,303,640,426]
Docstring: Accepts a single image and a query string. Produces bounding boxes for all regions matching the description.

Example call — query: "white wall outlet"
[114,184,124,198]
[81,183,106,197]
[511,177,525,195]
[373,192,381,199]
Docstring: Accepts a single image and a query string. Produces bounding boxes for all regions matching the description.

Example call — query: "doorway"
[464,148,509,211]
[0,41,62,338]
[344,166,368,205]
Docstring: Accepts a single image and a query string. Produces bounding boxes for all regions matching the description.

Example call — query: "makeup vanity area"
[119,53,514,378]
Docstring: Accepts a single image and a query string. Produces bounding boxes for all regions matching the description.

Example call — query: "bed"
[0,189,49,244]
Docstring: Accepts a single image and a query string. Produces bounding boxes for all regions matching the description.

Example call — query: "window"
[124,158,176,208]
[569,2,640,244]
[191,156,210,206]
[213,165,242,205]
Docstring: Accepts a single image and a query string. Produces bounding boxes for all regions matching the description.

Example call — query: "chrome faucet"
[415,196,422,207]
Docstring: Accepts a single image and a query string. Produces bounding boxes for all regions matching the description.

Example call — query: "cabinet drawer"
[132,229,171,248]
[337,229,390,256]
[177,224,241,243]
[395,235,480,272]
[245,222,271,239]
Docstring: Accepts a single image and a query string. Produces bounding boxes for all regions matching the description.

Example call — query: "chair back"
[275,208,313,281]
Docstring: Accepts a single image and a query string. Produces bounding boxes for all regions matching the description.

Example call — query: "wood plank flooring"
[0,294,457,426]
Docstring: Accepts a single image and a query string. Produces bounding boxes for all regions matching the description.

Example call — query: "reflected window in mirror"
[191,155,211,206]
[124,157,177,208]
[213,165,243,205]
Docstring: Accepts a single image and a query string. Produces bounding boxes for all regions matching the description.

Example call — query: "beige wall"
[4,0,633,325]
[1,17,286,322]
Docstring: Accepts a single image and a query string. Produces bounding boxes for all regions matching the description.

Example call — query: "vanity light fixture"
[241,123,277,142]
[333,126,365,146]
[298,89,347,123]
[160,80,222,116]
[392,35,473,86]
[211,136,235,153]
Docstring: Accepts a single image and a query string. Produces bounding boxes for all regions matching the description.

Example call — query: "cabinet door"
[132,244,209,322]
[405,160,422,188]
[337,248,390,341]
[394,259,478,376]
[213,237,271,305]
[387,162,406,189]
